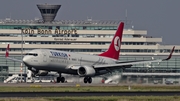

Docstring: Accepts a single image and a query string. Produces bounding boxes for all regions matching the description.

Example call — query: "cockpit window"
[25,53,38,56]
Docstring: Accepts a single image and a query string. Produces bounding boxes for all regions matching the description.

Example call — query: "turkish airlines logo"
[114,36,121,51]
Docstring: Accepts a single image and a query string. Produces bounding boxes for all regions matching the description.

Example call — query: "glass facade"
[0,65,8,82]
[0,25,119,30]
[102,56,180,85]
[123,57,180,73]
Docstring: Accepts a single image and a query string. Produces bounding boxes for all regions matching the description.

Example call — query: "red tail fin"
[99,22,124,60]
[5,44,9,57]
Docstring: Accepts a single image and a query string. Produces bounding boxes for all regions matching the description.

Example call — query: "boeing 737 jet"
[5,22,175,83]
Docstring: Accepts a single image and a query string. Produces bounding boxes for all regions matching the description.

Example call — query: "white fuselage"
[23,49,117,75]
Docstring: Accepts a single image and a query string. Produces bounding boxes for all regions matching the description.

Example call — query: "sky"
[0,0,179,45]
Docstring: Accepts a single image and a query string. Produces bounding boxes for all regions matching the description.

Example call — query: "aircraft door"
[42,51,47,62]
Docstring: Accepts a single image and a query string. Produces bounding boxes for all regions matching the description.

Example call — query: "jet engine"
[36,70,49,76]
[77,66,96,77]
[30,68,48,76]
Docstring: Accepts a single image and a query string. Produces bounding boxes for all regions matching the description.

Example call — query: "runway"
[0,91,180,97]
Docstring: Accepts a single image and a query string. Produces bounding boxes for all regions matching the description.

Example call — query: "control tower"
[37,4,61,23]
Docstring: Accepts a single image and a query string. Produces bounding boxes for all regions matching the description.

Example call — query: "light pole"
[21,29,25,82]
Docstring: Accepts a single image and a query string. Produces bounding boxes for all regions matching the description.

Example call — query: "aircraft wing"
[6,57,22,62]
[93,46,175,69]
[5,44,23,62]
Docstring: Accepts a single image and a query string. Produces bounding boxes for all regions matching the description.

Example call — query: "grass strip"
[1,85,180,92]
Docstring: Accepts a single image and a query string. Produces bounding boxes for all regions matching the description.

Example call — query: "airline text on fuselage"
[50,51,68,58]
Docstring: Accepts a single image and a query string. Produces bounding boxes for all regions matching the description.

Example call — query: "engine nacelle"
[77,66,96,77]
[30,68,48,76]
[37,70,48,76]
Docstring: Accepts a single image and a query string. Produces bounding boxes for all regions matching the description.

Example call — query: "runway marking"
[76,84,80,87]
[30,85,42,88]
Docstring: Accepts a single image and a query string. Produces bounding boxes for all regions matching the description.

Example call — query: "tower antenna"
[125,9,128,25]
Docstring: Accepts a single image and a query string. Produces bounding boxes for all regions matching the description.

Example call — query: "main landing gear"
[56,73,65,83]
[84,77,92,83]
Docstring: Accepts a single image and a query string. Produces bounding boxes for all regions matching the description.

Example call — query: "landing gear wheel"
[87,77,92,83]
[84,77,88,83]
[60,77,65,83]
[57,77,61,83]
[84,77,92,84]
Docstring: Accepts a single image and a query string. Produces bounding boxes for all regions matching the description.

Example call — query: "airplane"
[5,22,175,84]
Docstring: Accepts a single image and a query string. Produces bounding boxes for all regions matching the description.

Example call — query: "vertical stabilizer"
[99,22,124,60]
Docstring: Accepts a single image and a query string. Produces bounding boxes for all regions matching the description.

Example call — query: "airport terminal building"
[0,4,180,83]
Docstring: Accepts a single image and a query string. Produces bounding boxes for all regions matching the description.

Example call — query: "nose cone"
[23,57,28,63]
[23,57,30,66]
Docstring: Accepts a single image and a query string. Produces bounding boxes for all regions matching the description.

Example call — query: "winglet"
[163,46,175,60]
[5,44,9,58]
